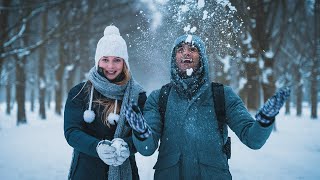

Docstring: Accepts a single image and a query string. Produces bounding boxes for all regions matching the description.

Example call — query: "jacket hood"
[170,34,210,98]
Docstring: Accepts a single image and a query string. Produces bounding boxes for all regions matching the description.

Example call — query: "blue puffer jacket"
[133,35,274,180]
[64,82,146,180]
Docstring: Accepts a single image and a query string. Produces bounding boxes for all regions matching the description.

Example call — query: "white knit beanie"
[94,25,129,69]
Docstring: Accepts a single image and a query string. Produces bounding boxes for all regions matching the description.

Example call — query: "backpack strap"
[211,82,226,135]
[158,83,172,124]
[211,82,231,159]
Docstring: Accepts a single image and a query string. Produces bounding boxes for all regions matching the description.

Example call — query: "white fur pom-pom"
[107,113,120,125]
[83,110,95,123]
[104,25,120,36]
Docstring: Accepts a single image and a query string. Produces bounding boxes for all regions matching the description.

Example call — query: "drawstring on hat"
[107,99,120,125]
[83,86,96,123]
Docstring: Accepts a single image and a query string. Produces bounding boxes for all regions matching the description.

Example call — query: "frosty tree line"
[0,0,319,125]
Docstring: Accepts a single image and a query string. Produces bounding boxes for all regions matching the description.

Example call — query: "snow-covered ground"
[0,103,319,180]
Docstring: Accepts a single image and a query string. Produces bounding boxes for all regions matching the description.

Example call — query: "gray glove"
[96,140,117,165]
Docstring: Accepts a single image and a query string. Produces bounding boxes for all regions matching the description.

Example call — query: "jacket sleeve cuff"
[256,111,275,127]
[133,128,151,140]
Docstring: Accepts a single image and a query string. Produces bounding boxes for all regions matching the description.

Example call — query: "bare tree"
[5,63,13,115]
[311,0,319,119]
[15,36,29,126]
[38,10,47,119]
[54,6,66,115]
[1,1,64,122]
[0,0,9,78]
[14,5,36,125]
[1,0,11,114]
[231,0,294,110]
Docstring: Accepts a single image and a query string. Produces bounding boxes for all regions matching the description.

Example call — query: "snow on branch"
[2,6,45,48]
[1,24,59,59]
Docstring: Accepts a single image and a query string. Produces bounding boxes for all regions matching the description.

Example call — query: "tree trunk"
[243,0,265,110]
[39,11,48,119]
[0,0,9,77]
[55,44,64,115]
[296,83,302,116]
[47,88,51,109]
[6,83,11,115]
[285,99,290,114]
[30,84,34,112]
[311,0,319,119]
[79,0,93,81]
[15,6,32,125]
[79,33,91,81]
[66,65,76,94]
[65,34,77,93]
[295,63,302,116]
[55,32,65,115]
[245,61,260,110]
[261,58,276,102]
[54,5,66,116]
[1,0,11,114]
[16,58,27,125]
[254,0,276,101]
[6,63,12,115]
[284,77,291,114]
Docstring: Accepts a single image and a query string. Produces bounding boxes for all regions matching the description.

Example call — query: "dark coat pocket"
[198,152,231,180]
[153,152,181,180]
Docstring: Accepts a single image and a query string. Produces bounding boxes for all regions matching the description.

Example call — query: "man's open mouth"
[181,58,193,63]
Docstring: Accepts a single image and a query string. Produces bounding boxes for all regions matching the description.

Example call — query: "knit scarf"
[171,61,205,99]
[88,67,144,180]
[88,67,127,100]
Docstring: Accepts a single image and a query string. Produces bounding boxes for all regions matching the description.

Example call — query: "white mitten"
[111,138,130,166]
[96,140,117,165]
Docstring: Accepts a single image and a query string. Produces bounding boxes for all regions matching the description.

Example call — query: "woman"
[64,25,146,180]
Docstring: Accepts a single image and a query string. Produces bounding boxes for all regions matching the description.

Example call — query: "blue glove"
[124,102,151,138]
[256,87,291,124]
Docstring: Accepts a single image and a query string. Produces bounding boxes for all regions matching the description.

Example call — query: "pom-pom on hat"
[94,25,129,69]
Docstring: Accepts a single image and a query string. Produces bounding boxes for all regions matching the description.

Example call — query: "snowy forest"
[1,1,320,179]
[0,0,319,126]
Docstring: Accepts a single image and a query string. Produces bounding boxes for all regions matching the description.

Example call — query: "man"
[125,34,290,179]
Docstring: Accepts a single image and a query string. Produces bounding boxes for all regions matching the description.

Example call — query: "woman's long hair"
[87,63,131,127]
